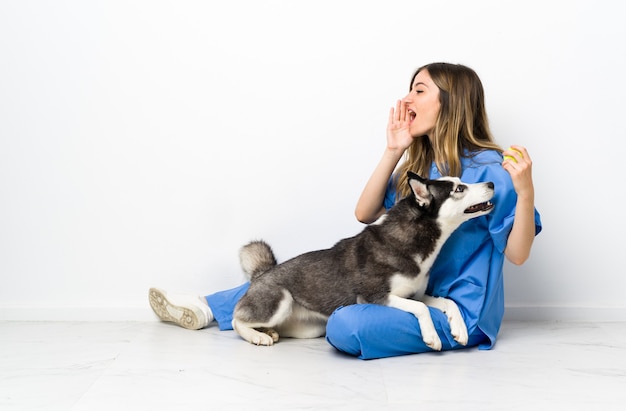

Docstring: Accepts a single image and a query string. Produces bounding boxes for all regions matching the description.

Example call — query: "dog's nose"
[487,182,494,189]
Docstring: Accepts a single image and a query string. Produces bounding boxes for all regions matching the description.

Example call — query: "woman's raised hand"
[502,145,534,200]
[386,100,414,155]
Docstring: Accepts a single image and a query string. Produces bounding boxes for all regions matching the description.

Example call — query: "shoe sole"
[149,288,203,330]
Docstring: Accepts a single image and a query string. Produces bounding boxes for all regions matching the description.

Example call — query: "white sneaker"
[149,287,214,330]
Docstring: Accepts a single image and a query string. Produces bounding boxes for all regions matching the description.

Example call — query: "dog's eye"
[454,185,465,193]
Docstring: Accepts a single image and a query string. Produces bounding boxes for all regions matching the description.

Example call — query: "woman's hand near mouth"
[386,99,414,155]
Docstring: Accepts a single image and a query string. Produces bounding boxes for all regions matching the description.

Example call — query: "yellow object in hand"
[503,147,522,163]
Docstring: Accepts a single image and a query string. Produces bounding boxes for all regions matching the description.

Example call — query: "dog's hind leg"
[422,295,468,346]
[232,288,293,346]
[232,319,277,346]
[387,295,442,351]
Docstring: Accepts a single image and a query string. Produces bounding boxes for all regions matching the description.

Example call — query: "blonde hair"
[396,63,503,199]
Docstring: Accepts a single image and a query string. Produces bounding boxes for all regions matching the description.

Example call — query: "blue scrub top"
[384,150,542,349]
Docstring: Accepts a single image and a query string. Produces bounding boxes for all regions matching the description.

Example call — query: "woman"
[149,62,542,360]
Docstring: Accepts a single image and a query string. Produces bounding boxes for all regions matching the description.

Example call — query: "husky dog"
[232,171,494,351]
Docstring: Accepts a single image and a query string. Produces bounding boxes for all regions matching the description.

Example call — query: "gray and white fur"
[232,171,495,350]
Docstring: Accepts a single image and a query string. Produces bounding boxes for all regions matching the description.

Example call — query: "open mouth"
[408,109,416,122]
[464,201,494,214]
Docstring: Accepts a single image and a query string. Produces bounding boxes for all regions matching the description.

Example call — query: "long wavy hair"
[395,63,503,199]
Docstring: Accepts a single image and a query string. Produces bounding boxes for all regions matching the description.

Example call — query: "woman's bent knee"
[325,305,367,357]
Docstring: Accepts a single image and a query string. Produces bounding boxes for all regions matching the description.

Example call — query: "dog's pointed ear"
[407,172,431,207]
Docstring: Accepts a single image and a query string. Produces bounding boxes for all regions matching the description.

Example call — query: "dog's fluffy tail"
[239,240,277,280]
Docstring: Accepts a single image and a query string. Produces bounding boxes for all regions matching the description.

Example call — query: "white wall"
[1,0,624,321]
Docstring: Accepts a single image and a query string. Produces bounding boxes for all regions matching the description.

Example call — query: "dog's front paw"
[449,315,469,346]
[422,330,442,351]
[441,299,468,346]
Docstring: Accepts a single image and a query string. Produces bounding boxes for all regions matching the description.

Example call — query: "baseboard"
[504,306,626,322]
[1,304,625,322]
[0,304,156,322]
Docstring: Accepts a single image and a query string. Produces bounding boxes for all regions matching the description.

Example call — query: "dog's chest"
[389,272,429,299]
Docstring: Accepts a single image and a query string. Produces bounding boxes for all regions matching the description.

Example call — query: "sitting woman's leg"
[205,282,250,330]
[149,283,249,331]
[148,287,214,330]
[325,304,487,360]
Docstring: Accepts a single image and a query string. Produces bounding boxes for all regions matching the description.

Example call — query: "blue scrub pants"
[205,283,487,360]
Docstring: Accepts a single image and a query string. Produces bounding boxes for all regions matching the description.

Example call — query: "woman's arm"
[502,145,537,265]
[355,148,403,223]
[355,100,415,224]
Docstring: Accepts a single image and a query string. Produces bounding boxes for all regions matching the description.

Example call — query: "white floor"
[2,320,626,411]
